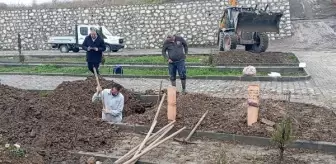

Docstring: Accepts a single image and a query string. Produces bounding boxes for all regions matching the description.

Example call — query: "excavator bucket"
[235,11,283,33]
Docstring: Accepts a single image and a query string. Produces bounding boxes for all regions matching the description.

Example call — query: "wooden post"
[247,84,260,126]
[167,86,177,121]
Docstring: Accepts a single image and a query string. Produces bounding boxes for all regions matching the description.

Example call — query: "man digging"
[82,27,106,75]
[92,83,125,123]
[162,32,188,94]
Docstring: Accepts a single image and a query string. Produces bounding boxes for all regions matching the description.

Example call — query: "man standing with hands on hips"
[82,27,106,75]
[162,32,188,94]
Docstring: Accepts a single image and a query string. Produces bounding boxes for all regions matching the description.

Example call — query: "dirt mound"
[47,76,146,117]
[124,93,336,142]
[0,77,147,154]
[213,50,299,65]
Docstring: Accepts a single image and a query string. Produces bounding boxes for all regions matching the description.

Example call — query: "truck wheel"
[245,45,253,51]
[251,33,269,53]
[229,34,237,50]
[105,44,111,52]
[60,45,69,53]
[73,47,80,53]
[110,45,119,52]
[218,31,224,51]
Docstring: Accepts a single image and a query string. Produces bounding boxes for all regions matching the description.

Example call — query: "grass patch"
[0,65,306,77]
[0,55,208,64]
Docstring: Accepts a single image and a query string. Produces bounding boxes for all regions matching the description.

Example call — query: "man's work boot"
[171,80,176,87]
[181,80,186,94]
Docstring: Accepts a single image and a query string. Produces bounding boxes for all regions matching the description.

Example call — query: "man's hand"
[168,59,173,63]
[94,47,99,51]
[96,85,102,93]
[88,46,92,51]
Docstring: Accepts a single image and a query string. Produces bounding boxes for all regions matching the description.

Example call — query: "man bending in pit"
[92,83,124,123]
[162,32,188,93]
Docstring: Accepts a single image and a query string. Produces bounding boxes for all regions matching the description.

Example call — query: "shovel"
[174,110,209,144]
[93,67,106,113]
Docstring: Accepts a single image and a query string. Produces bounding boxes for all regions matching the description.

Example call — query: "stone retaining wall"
[0,0,291,50]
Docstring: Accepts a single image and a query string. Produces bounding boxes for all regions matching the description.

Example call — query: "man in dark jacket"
[162,33,188,93]
[82,28,106,75]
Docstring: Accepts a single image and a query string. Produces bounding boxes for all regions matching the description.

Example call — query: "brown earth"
[213,50,299,65]
[0,148,45,164]
[0,77,150,163]
[124,93,336,142]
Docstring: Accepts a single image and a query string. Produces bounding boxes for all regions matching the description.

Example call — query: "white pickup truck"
[47,24,125,53]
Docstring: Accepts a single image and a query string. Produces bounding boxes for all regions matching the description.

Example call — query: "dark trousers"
[168,60,186,81]
[87,62,100,75]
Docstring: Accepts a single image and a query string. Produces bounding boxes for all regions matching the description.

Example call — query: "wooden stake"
[157,80,163,105]
[133,120,157,157]
[114,121,175,164]
[123,127,186,164]
[154,93,166,120]
[247,84,260,126]
[147,124,174,148]
[167,86,177,121]
[132,125,174,163]
[133,93,166,157]
[185,110,208,141]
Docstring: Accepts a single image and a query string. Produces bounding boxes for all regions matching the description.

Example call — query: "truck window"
[80,27,88,36]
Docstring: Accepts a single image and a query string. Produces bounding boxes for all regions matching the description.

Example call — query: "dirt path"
[269,19,336,51]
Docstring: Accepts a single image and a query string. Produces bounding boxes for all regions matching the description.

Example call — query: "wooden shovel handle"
[93,67,105,109]
[93,67,100,87]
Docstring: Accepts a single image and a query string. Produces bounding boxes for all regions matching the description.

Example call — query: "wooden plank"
[167,86,177,121]
[247,84,260,126]
[261,118,275,127]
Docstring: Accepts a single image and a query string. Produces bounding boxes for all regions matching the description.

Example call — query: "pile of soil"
[46,76,147,118]
[124,93,336,142]
[213,50,299,65]
[0,77,148,161]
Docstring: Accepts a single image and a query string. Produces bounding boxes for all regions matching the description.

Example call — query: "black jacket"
[162,36,188,62]
[82,35,106,63]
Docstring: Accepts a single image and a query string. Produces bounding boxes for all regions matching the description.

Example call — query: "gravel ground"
[100,134,336,164]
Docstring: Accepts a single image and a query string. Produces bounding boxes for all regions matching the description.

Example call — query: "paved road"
[0,50,335,109]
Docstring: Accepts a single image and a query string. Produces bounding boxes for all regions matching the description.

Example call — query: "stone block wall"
[0,0,291,50]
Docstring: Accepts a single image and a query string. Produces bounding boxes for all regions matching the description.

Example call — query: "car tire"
[73,47,80,53]
[60,45,69,53]
[105,44,111,52]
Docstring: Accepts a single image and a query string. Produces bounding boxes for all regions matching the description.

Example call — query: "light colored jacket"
[92,89,124,123]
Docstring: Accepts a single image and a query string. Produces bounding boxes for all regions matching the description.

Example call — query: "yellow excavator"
[218,0,283,52]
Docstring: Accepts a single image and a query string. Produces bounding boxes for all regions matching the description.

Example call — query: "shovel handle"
[93,67,100,87]
[93,67,105,109]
